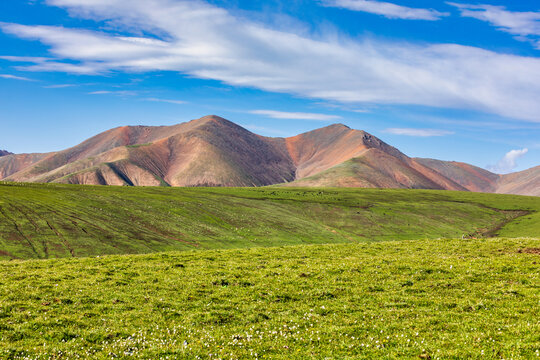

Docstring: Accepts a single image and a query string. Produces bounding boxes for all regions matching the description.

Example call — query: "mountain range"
[0,115,538,196]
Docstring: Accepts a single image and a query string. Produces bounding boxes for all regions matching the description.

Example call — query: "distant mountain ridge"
[412,159,540,197]
[0,115,537,196]
[0,150,13,157]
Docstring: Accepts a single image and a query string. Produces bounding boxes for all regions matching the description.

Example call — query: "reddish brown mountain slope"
[282,125,466,191]
[414,158,500,193]
[283,124,408,178]
[497,166,540,196]
[0,153,50,179]
[413,159,539,196]
[283,149,446,189]
[3,120,203,183]
[285,149,468,190]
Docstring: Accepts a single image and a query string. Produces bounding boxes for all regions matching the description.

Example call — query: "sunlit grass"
[1,237,539,359]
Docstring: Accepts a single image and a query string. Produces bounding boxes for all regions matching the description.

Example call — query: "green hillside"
[0,182,539,260]
[1,238,539,359]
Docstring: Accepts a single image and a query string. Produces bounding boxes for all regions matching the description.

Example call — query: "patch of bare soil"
[517,248,540,255]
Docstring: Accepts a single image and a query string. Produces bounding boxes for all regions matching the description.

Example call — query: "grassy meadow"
[0,183,539,358]
[0,182,539,260]
[0,237,539,359]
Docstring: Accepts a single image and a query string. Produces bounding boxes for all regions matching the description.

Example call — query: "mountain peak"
[0,150,13,157]
[297,122,355,138]
[188,115,233,126]
[313,123,353,133]
[328,123,351,129]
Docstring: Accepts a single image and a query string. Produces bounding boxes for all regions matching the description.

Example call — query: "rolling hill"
[0,183,538,260]
[0,115,537,195]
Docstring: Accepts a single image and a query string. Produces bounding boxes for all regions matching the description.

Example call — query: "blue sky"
[0,0,539,173]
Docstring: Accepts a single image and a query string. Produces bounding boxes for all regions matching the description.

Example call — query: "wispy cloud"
[145,97,186,105]
[0,74,34,81]
[88,90,137,96]
[487,148,528,174]
[448,3,540,48]
[250,110,341,121]
[0,0,539,123]
[384,128,454,137]
[314,102,372,114]
[322,0,448,20]
[43,83,76,88]
[0,56,50,62]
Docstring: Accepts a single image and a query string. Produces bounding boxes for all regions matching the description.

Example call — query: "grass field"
[0,182,539,260]
[0,237,539,359]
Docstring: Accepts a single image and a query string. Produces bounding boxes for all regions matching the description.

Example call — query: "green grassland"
[1,238,539,359]
[1,184,539,358]
[0,182,539,260]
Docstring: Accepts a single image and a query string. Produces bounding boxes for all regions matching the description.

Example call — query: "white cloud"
[250,110,341,121]
[322,0,448,20]
[0,74,33,81]
[0,0,539,123]
[384,128,454,137]
[487,148,529,174]
[448,3,540,47]
[145,97,186,105]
